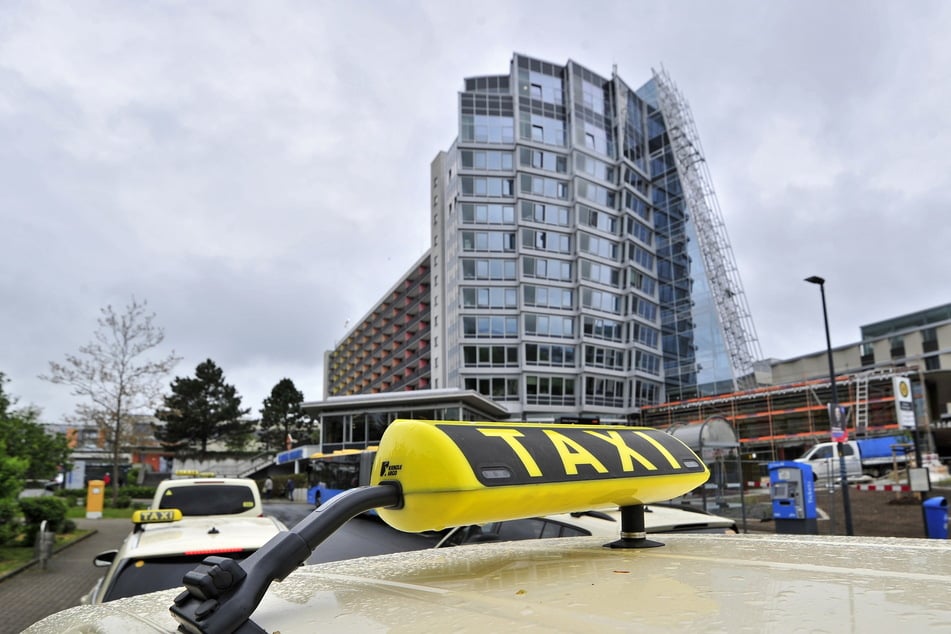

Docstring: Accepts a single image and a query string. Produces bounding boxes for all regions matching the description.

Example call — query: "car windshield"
[103,553,251,602]
[157,485,255,515]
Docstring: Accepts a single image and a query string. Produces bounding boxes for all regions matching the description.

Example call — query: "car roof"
[123,515,285,559]
[161,477,258,485]
[29,533,951,632]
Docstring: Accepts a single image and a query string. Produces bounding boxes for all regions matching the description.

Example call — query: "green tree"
[0,438,27,544]
[154,359,253,455]
[0,374,37,544]
[0,373,69,480]
[259,378,315,451]
[41,298,181,502]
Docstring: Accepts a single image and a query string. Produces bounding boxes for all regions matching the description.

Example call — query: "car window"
[495,518,548,541]
[158,485,256,515]
[103,553,251,602]
[539,519,590,538]
[467,518,592,543]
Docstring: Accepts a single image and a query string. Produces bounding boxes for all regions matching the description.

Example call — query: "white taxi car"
[27,420,951,633]
[150,476,264,518]
[81,509,286,605]
[435,504,738,547]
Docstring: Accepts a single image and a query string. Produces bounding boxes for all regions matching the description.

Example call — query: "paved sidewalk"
[1,517,132,633]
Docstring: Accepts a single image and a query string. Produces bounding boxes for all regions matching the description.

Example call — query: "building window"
[520,201,570,226]
[583,316,624,343]
[462,231,516,252]
[525,343,576,368]
[889,336,905,359]
[636,380,661,406]
[584,345,626,371]
[635,350,661,375]
[521,228,571,254]
[463,345,519,368]
[462,203,516,225]
[525,375,576,406]
[524,314,574,338]
[464,376,520,400]
[462,258,518,281]
[580,260,621,288]
[584,376,625,408]
[462,286,518,309]
[523,285,573,310]
[925,356,941,371]
[922,327,939,353]
[860,342,875,366]
[581,288,623,315]
[579,232,619,260]
[463,315,518,338]
[522,256,573,282]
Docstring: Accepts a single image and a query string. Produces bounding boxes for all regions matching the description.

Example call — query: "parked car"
[81,508,286,605]
[151,476,264,518]
[435,504,738,547]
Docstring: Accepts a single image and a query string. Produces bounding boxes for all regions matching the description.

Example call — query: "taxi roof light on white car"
[170,419,709,633]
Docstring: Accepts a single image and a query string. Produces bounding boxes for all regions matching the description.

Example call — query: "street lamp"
[805,275,854,536]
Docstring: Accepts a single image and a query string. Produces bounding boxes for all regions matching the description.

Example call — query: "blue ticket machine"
[768,461,818,534]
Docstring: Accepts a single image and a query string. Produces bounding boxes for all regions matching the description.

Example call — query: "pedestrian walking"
[285,478,295,501]
[263,476,273,501]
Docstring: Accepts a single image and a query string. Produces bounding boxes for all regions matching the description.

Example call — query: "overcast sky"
[3,1,950,423]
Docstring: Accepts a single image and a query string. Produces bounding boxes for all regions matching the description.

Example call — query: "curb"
[0,528,99,584]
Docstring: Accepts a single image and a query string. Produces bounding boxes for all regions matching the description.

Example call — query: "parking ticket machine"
[768,461,818,534]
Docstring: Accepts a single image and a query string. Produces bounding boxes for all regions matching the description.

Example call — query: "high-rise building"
[324,53,760,423]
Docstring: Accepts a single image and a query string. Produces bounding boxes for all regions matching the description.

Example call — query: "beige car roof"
[28,532,951,633]
[128,516,285,559]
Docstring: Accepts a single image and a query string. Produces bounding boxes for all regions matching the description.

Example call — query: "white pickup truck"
[795,435,913,481]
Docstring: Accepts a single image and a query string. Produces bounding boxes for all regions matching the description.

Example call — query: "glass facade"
[432,54,739,419]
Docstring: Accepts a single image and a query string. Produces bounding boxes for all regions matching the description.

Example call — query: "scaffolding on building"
[640,365,919,463]
[652,68,763,391]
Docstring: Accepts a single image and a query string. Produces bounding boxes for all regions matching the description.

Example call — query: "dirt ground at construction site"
[742,487,949,538]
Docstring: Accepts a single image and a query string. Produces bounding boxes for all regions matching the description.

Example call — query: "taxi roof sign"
[371,420,709,532]
[132,509,183,525]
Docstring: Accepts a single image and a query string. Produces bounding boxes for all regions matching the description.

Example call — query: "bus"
[307,447,378,507]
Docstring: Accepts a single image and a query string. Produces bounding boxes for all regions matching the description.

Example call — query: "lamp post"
[805,275,854,536]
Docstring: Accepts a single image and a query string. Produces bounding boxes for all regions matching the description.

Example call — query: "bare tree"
[41,297,181,501]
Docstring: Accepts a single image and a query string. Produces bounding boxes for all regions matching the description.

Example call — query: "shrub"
[52,488,81,508]
[19,496,69,544]
[0,498,21,545]
[106,494,132,509]
[120,485,156,500]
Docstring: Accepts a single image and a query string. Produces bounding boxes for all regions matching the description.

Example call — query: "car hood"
[27,533,951,633]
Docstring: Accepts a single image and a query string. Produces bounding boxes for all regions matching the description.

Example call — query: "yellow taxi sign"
[371,419,710,532]
[132,509,183,524]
